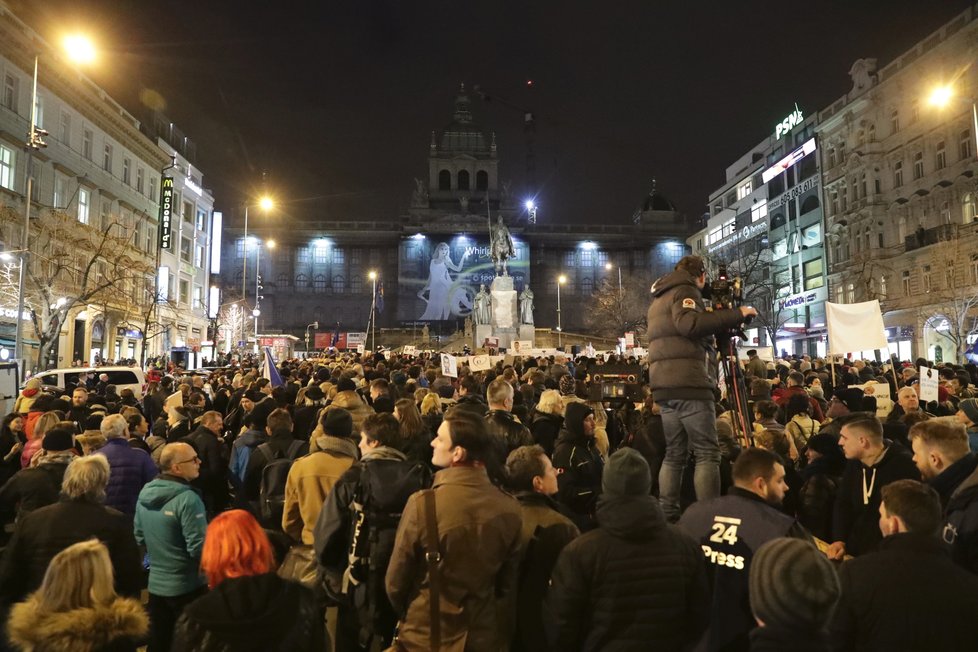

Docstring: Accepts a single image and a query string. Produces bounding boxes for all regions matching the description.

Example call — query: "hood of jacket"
[137,475,196,510]
[595,495,666,539]
[650,268,698,299]
[7,596,148,651]
[562,402,594,441]
[331,390,368,411]
[181,573,306,646]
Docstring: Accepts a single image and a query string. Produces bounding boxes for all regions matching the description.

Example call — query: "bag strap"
[419,489,441,651]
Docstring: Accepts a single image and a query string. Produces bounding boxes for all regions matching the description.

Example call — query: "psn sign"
[775,104,804,140]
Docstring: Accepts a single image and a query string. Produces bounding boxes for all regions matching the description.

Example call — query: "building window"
[145,225,154,252]
[194,244,204,268]
[880,275,888,299]
[59,111,71,144]
[2,73,17,111]
[722,218,736,237]
[296,274,309,291]
[298,247,310,264]
[751,199,767,222]
[581,277,593,295]
[835,285,844,303]
[179,279,190,305]
[196,209,207,231]
[77,187,90,224]
[136,167,145,194]
[960,129,972,160]
[149,177,157,202]
[803,259,823,289]
[564,251,576,267]
[457,170,470,191]
[912,152,923,180]
[122,157,131,185]
[737,178,752,200]
[192,285,203,310]
[946,260,955,288]
[333,248,344,265]
[180,237,191,262]
[183,200,193,223]
[438,170,450,190]
[476,170,488,191]
[972,255,978,284]
[82,128,93,160]
[313,245,328,265]
[314,274,327,292]
[890,109,899,134]
[936,140,946,170]
[580,248,592,266]
[941,201,951,224]
[277,273,291,288]
[846,283,855,303]
[902,270,911,296]
[838,140,846,162]
[923,265,932,293]
[235,238,246,259]
[351,275,362,293]
[103,143,113,173]
[893,161,903,188]
[706,227,722,245]
[910,98,919,123]
[0,145,13,190]
[333,275,345,293]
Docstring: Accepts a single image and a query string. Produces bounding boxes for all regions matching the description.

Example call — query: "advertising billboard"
[397,234,530,322]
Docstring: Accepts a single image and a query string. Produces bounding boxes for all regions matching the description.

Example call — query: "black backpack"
[344,458,432,644]
[257,440,305,524]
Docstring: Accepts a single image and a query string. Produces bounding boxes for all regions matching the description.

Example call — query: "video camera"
[586,363,645,403]
[704,264,751,340]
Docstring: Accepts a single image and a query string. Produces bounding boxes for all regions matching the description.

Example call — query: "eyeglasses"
[175,456,201,465]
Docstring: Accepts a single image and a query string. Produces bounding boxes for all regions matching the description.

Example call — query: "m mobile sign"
[158,177,174,250]
[776,286,826,311]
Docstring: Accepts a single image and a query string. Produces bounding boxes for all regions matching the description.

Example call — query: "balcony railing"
[904,223,958,252]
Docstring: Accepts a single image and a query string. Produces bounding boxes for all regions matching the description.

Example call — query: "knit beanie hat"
[749,538,840,631]
[559,374,576,396]
[320,407,354,439]
[960,398,978,425]
[602,448,651,498]
[832,388,864,413]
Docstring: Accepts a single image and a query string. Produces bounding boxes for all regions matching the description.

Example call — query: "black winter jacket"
[485,409,533,458]
[831,444,920,556]
[0,498,142,605]
[172,573,326,652]
[545,495,710,651]
[829,532,978,652]
[0,458,71,521]
[647,269,746,402]
[530,410,563,457]
[939,453,978,573]
[552,415,604,531]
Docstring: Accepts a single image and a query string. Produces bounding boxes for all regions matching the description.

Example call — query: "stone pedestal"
[471,276,536,351]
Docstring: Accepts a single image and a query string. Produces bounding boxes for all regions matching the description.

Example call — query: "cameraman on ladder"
[647,255,757,523]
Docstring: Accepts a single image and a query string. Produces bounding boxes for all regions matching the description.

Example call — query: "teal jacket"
[134,474,207,597]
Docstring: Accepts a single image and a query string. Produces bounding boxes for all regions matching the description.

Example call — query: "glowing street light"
[368,271,378,352]
[241,194,275,307]
[62,34,97,65]
[557,274,567,349]
[525,199,538,224]
[926,82,978,162]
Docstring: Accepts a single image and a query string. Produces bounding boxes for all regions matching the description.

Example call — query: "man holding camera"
[648,255,757,522]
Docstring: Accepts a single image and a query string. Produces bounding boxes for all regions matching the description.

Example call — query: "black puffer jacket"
[530,410,563,457]
[545,495,710,651]
[172,573,326,652]
[552,403,603,531]
[485,409,533,457]
[646,269,745,401]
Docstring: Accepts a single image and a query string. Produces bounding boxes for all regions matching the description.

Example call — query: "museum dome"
[438,84,492,154]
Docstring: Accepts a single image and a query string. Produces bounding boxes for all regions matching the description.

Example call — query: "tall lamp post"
[604,261,622,294]
[368,270,378,352]
[241,196,274,305]
[251,239,274,354]
[15,35,96,371]
[556,274,567,349]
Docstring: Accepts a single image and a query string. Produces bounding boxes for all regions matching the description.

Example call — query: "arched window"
[457,170,470,191]
[276,273,290,289]
[581,277,593,295]
[351,275,362,293]
[770,213,786,229]
[800,195,820,215]
[295,274,309,292]
[438,170,451,191]
[333,275,346,294]
[963,193,976,224]
[314,274,327,292]
[476,170,488,191]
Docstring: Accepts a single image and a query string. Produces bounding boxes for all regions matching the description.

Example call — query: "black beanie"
[749,538,840,631]
[320,407,353,439]
[602,448,651,497]
[42,427,75,452]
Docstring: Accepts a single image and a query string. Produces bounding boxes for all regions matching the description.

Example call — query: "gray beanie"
[749,538,840,631]
[601,448,651,498]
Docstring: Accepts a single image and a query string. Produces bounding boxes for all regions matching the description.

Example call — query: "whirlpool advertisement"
[397,234,530,322]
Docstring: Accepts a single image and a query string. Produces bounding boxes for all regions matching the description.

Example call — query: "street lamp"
[14,34,96,370]
[368,270,378,352]
[304,321,319,353]
[241,195,274,306]
[252,239,274,354]
[557,274,567,349]
[604,261,622,295]
[927,82,978,161]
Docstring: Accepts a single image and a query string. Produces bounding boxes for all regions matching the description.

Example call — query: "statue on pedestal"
[489,214,515,276]
[519,287,535,325]
[421,324,430,341]
[473,284,491,325]
[411,178,429,208]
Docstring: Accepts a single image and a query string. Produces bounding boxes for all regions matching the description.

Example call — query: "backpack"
[257,440,305,524]
[344,458,432,643]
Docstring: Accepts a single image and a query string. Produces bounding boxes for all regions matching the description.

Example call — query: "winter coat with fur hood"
[6,594,148,652]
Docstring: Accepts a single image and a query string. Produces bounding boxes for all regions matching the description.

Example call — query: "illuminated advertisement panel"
[397,234,530,322]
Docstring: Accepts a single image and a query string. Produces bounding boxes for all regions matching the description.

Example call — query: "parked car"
[29,366,146,395]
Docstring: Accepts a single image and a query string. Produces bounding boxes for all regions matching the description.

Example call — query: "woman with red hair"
[171,510,325,651]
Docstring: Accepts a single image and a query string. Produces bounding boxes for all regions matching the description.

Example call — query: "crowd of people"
[0,317,977,650]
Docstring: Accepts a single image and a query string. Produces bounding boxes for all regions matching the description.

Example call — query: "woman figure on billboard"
[418,242,468,320]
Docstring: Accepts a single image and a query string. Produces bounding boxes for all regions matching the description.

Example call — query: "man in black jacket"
[453,374,488,416]
[182,410,229,516]
[826,414,919,560]
[678,447,809,652]
[552,402,604,532]
[546,448,710,650]
[829,479,978,651]
[647,255,756,522]
[485,377,533,460]
[908,419,978,573]
[243,408,307,513]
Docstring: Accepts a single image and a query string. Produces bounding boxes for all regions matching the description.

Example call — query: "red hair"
[200,510,274,588]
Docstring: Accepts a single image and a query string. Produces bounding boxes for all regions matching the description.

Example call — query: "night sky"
[13,0,975,228]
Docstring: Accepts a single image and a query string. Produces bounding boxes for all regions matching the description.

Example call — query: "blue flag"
[262,346,284,388]
[376,282,385,314]
[331,323,340,347]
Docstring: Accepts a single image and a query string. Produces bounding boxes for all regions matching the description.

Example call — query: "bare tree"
[585,272,654,339]
[921,234,978,362]
[4,208,154,369]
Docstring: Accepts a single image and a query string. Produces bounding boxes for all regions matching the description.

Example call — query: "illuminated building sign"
[775,104,804,140]
[776,286,826,311]
[762,138,816,184]
[158,176,174,250]
[210,211,222,274]
[769,176,819,209]
[706,220,768,254]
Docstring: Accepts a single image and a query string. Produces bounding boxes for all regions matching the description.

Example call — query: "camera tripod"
[717,334,754,448]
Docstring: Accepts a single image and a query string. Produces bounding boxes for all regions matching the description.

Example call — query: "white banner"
[469,354,491,371]
[441,353,458,378]
[918,366,939,403]
[853,381,893,418]
[825,301,888,354]
[403,345,417,355]
[347,332,366,346]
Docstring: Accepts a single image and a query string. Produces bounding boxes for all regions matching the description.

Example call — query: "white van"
[31,366,146,396]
